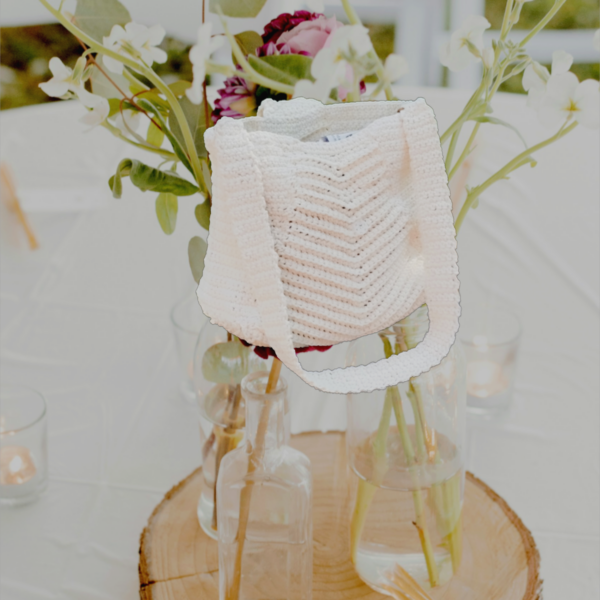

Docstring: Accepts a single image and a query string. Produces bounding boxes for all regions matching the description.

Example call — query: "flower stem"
[455,120,577,232]
[350,391,392,563]
[101,121,177,160]
[448,122,480,181]
[389,387,439,587]
[518,0,567,49]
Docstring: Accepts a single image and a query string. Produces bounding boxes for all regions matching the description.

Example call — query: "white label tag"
[321,131,356,143]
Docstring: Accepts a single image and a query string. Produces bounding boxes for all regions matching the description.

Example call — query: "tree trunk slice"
[139,432,541,600]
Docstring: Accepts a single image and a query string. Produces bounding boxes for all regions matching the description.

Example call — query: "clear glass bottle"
[346,307,466,595]
[217,371,313,600]
[193,321,269,539]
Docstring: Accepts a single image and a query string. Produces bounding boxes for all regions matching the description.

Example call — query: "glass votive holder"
[460,305,521,416]
[170,292,208,404]
[0,383,48,506]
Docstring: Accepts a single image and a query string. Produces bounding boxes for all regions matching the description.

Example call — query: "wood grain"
[139,432,541,600]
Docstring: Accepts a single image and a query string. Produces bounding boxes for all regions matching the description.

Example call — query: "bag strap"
[221,99,459,394]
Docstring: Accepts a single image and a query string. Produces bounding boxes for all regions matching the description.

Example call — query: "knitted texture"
[199,97,460,394]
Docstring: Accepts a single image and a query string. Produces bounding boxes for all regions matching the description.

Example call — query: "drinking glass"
[170,292,207,404]
[0,383,48,506]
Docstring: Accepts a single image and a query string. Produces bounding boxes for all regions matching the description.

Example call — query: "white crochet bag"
[198,97,460,394]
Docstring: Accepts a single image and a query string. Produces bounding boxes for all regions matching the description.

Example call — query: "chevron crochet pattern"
[198,97,460,394]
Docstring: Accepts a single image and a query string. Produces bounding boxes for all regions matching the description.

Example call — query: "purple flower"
[211,72,258,123]
[262,10,321,45]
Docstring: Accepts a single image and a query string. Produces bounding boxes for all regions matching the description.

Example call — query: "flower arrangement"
[36,0,599,594]
[36,0,598,275]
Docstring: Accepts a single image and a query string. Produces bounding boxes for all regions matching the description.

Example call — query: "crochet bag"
[198,97,460,394]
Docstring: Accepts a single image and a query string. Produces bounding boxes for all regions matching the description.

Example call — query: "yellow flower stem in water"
[389,386,439,587]
[408,379,462,573]
[400,323,463,575]
[350,392,392,563]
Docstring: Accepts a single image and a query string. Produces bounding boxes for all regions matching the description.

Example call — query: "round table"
[0,87,598,600]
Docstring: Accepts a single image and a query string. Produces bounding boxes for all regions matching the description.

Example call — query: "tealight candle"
[0,445,37,485]
[461,305,521,415]
[0,383,48,506]
[467,360,508,398]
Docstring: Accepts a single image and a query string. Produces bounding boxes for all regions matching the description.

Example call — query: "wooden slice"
[139,432,541,600]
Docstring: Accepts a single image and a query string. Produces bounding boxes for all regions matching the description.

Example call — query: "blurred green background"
[1,0,598,110]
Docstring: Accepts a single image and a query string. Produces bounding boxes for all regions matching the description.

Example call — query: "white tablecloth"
[1,88,598,600]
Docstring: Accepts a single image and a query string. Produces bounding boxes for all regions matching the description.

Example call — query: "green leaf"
[195,201,211,230]
[209,0,267,18]
[188,236,207,284]
[73,0,131,42]
[202,341,252,384]
[137,99,194,174]
[146,121,165,147]
[169,81,192,97]
[168,97,208,159]
[248,54,313,86]
[233,31,263,64]
[108,159,199,198]
[471,116,528,148]
[107,98,121,117]
[155,193,178,235]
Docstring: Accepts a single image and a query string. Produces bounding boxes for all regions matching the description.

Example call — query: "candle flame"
[9,454,23,474]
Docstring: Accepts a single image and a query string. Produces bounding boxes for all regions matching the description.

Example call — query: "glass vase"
[217,371,313,600]
[346,307,466,594]
[193,321,269,539]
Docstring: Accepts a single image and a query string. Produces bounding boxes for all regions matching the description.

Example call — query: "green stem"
[445,130,461,172]
[350,394,392,563]
[455,120,577,232]
[140,66,206,192]
[101,121,177,160]
[518,0,567,49]
[499,0,516,40]
[440,79,486,144]
[448,122,480,181]
[389,388,439,587]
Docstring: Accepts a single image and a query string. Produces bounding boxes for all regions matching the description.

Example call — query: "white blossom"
[523,51,573,109]
[439,16,491,72]
[187,23,224,105]
[383,53,408,82]
[293,78,333,102]
[294,25,373,101]
[112,108,142,135]
[539,73,599,129]
[39,56,86,98]
[39,57,108,128]
[482,47,495,70]
[78,89,110,129]
[103,23,167,74]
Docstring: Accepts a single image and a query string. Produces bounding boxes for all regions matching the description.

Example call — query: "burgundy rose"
[262,10,321,45]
